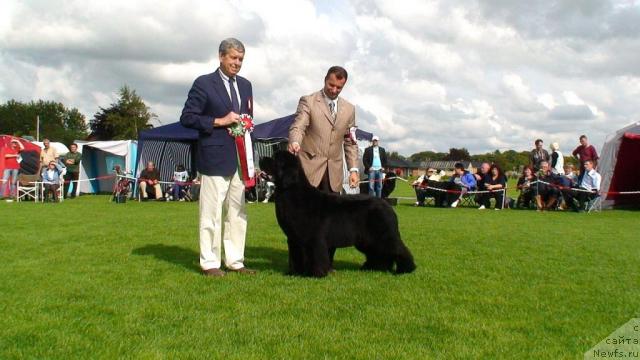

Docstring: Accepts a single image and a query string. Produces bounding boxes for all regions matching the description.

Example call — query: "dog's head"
[263,150,304,190]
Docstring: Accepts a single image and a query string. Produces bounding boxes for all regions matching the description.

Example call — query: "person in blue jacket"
[179,38,256,277]
[448,162,477,208]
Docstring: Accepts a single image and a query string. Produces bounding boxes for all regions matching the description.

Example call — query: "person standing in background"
[363,136,388,198]
[529,139,550,172]
[62,143,82,198]
[40,138,58,170]
[550,142,564,175]
[572,135,599,181]
[2,139,24,200]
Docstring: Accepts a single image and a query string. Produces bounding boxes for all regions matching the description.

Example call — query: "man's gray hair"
[219,38,245,55]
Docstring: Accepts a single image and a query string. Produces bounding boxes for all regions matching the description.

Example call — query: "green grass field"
[1,182,639,359]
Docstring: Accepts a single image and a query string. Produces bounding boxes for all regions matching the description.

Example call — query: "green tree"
[387,151,407,161]
[0,99,88,144]
[90,85,156,140]
[409,151,447,163]
[443,147,471,161]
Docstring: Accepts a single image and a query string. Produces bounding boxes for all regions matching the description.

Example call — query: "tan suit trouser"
[199,171,247,270]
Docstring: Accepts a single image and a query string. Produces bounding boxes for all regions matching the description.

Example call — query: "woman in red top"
[2,139,24,199]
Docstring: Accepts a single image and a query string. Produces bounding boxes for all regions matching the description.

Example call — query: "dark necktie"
[228,77,240,113]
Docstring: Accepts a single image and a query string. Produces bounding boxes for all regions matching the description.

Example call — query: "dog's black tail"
[395,243,416,274]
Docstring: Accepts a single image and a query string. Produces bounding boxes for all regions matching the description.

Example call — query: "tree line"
[2,88,575,172]
[389,147,577,173]
[0,85,155,144]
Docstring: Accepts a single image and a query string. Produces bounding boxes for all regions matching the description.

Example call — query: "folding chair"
[459,190,478,207]
[16,174,40,202]
[40,177,64,202]
[585,193,602,213]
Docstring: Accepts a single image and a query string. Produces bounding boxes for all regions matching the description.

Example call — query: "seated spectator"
[41,160,63,202]
[564,160,601,212]
[258,169,275,203]
[139,161,163,200]
[535,161,562,211]
[478,164,506,210]
[563,164,578,185]
[474,162,491,205]
[448,163,477,208]
[172,164,189,201]
[412,170,449,207]
[576,160,601,205]
[516,165,538,209]
[427,168,443,181]
[2,138,24,200]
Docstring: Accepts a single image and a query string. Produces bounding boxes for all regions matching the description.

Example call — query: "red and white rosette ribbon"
[227,114,255,187]
[344,126,358,145]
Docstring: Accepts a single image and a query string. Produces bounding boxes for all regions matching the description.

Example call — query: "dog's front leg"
[287,237,305,275]
[305,239,330,278]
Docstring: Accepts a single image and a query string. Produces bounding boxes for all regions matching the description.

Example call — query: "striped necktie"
[329,100,336,121]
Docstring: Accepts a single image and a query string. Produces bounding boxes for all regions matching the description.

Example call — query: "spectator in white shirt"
[574,160,601,210]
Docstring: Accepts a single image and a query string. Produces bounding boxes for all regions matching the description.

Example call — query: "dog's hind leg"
[361,252,393,272]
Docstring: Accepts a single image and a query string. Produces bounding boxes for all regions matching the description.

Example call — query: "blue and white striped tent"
[136,115,374,192]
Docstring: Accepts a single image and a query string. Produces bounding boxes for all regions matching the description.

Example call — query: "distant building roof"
[387,158,420,169]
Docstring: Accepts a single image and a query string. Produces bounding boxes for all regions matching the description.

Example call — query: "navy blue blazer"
[180,69,253,176]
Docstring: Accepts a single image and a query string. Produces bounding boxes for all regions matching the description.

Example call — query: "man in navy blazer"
[180,38,256,277]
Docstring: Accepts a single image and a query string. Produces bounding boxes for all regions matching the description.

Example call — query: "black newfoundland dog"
[262,151,416,278]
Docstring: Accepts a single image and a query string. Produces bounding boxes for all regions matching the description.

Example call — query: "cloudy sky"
[1,0,639,155]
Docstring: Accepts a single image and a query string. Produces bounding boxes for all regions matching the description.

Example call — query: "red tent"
[1,135,42,197]
[598,123,640,209]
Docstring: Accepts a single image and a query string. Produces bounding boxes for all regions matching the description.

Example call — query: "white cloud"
[1,0,639,156]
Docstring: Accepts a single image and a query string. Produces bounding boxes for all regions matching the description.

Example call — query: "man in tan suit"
[288,66,359,193]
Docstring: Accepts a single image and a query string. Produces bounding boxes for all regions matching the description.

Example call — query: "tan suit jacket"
[289,90,359,192]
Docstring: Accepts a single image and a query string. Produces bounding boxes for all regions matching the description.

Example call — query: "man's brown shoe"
[202,268,226,277]
[226,267,257,275]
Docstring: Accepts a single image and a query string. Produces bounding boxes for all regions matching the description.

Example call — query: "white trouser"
[199,171,247,270]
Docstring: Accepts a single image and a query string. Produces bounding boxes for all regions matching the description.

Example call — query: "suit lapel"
[336,97,347,126]
[315,91,334,125]
[212,70,232,112]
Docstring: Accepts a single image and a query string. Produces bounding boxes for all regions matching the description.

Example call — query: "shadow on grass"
[131,243,362,274]
[246,246,362,273]
[132,244,201,273]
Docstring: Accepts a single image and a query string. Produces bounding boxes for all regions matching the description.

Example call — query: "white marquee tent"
[74,140,137,195]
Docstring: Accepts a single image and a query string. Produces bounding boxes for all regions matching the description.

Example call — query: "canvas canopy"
[136,114,375,192]
[598,122,640,209]
[0,135,41,196]
[33,141,69,156]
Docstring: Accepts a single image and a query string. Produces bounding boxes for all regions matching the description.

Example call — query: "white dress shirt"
[218,69,242,108]
[580,169,602,192]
